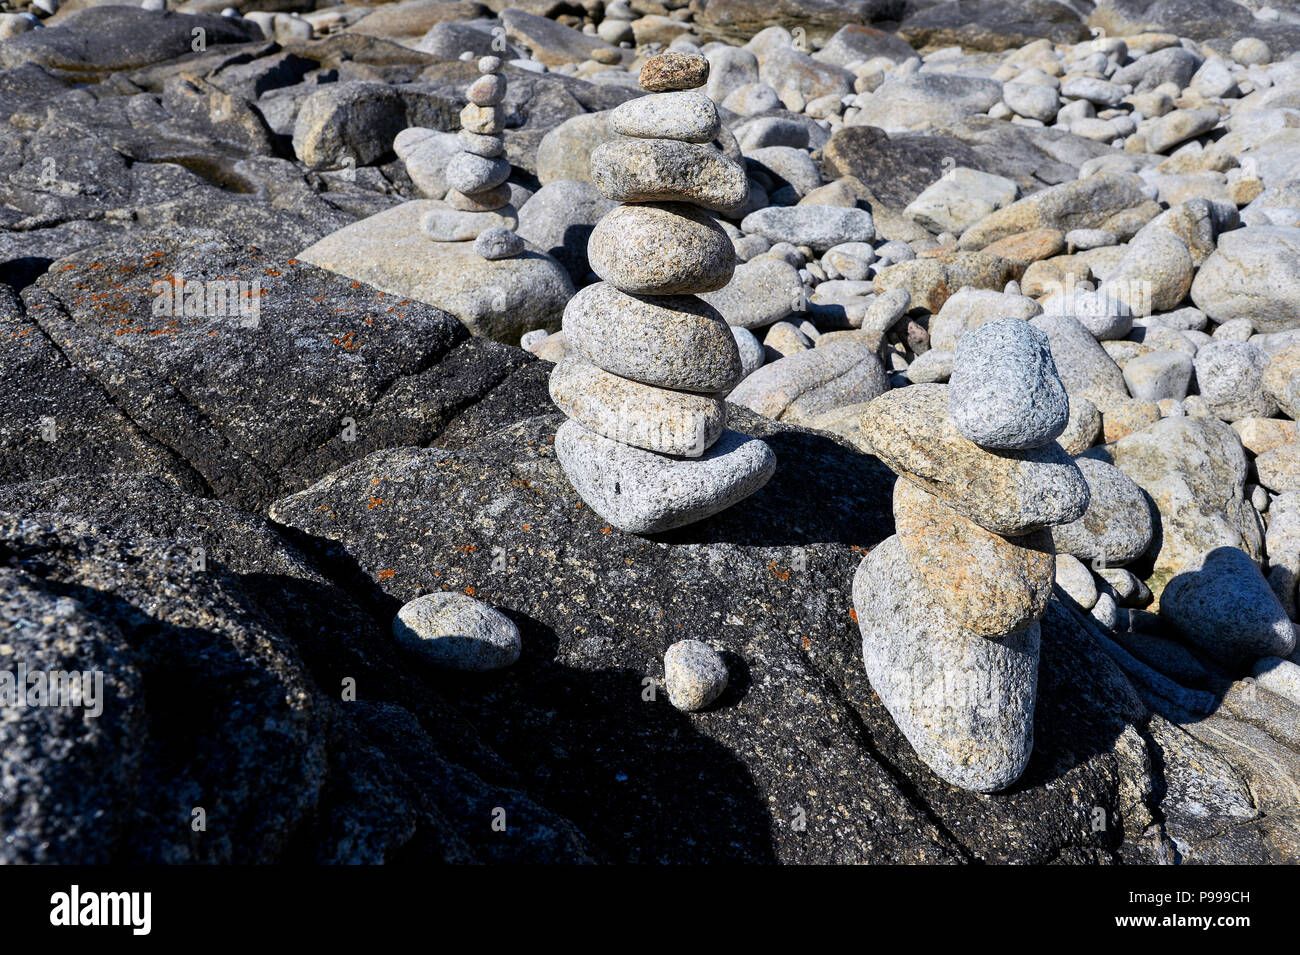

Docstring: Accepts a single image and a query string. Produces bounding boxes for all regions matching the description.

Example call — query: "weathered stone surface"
[516,180,616,282]
[853,72,1004,131]
[298,201,575,342]
[863,384,1089,536]
[959,174,1160,251]
[904,168,1019,236]
[1103,416,1264,601]
[728,342,889,426]
[698,258,803,330]
[9,229,545,511]
[1049,458,1155,567]
[393,592,521,670]
[1191,227,1300,333]
[549,356,726,457]
[663,640,729,711]
[562,283,741,393]
[1194,342,1276,422]
[929,289,1042,352]
[588,202,735,295]
[894,479,1055,638]
[610,90,721,143]
[554,420,775,533]
[0,7,260,74]
[640,51,711,92]
[854,535,1039,793]
[590,139,748,212]
[1030,313,1128,395]
[1161,547,1296,669]
[873,252,1015,314]
[948,317,1069,451]
[536,111,616,185]
[740,206,875,252]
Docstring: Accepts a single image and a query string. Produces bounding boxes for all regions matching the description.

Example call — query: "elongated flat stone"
[610,91,721,143]
[854,535,1039,793]
[893,479,1055,638]
[550,356,725,457]
[590,139,748,213]
[862,384,1089,536]
[562,282,741,393]
[420,204,518,241]
[554,419,776,534]
[445,152,511,194]
[588,202,735,295]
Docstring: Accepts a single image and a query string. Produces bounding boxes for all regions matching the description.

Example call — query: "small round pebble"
[478,55,502,74]
[664,640,728,711]
[393,592,521,671]
[639,51,710,92]
[474,226,524,259]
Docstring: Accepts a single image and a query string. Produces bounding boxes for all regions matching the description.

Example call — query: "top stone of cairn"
[639,51,709,92]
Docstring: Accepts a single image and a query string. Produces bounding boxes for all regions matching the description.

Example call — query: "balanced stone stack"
[552,52,776,534]
[420,55,523,259]
[853,318,1090,793]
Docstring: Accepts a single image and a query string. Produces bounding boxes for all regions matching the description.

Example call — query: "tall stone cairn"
[446,55,511,214]
[552,52,776,534]
[851,317,1090,792]
[414,55,524,259]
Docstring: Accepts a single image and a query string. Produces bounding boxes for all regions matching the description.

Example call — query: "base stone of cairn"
[853,318,1088,792]
[552,52,775,534]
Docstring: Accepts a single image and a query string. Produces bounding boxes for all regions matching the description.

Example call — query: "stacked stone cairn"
[552,52,776,534]
[853,318,1091,792]
[417,55,523,260]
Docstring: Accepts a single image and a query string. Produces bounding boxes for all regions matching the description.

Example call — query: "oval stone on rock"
[610,90,721,143]
[421,205,518,242]
[894,478,1055,638]
[664,640,728,711]
[458,130,504,157]
[467,73,506,106]
[948,317,1069,451]
[562,282,741,393]
[862,384,1090,536]
[853,535,1039,793]
[1049,457,1154,566]
[1160,546,1296,668]
[640,50,709,92]
[590,139,747,213]
[393,592,521,670]
[446,152,511,194]
[554,420,776,534]
[698,258,803,329]
[741,205,875,252]
[549,356,725,457]
[445,184,511,212]
[588,202,735,295]
[728,340,889,426]
[474,226,524,260]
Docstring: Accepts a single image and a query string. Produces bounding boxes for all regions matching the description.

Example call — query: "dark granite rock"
[0,7,261,76]
[900,0,1090,51]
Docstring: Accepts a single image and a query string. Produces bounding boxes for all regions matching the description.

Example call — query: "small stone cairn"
[852,317,1090,792]
[414,55,523,260]
[551,52,776,534]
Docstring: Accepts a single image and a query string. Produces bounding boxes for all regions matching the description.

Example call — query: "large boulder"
[0,7,261,74]
[1097,416,1264,602]
[693,0,897,44]
[298,201,575,342]
[1191,227,1300,333]
[6,228,542,511]
[0,476,593,863]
